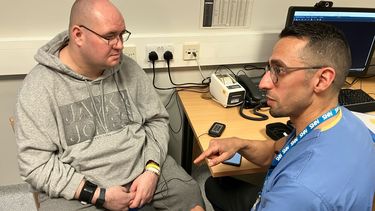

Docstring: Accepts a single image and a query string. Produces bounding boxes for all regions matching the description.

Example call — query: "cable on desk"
[198,132,209,138]
[345,77,359,87]
[345,74,375,88]
[239,101,269,121]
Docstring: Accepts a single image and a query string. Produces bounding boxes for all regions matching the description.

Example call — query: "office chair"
[8,117,40,210]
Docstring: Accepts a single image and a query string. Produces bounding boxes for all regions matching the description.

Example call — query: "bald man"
[15,0,205,210]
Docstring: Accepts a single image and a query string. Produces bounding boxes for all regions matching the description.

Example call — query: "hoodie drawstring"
[112,72,134,123]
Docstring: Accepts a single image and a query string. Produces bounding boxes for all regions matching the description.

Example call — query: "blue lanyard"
[266,106,340,178]
[252,106,342,211]
[370,130,375,143]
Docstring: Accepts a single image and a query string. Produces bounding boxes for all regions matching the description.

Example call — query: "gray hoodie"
[15,31,169,200]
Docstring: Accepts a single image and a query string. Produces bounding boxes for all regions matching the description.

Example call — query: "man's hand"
[128,171,158,209]
[194,137,243,166]
[104,185,135,211]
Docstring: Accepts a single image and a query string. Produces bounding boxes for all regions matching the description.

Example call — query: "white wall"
[2,0,374,75]
[1,0,374,185]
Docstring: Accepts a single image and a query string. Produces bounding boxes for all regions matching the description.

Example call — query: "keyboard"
[338,89,375,113]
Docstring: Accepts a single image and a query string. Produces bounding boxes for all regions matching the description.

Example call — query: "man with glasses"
[194,22,375,210]
[15,0,204,210]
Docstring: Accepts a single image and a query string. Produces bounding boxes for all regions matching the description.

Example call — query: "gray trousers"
[39,155,204,211]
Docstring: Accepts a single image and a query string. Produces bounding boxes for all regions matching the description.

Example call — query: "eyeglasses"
[265,64,324,84]
[79,25,131,46]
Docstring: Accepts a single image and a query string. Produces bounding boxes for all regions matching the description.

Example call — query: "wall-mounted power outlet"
[123,45,137,61]
[183,43,200,60]
[146,44,174,62]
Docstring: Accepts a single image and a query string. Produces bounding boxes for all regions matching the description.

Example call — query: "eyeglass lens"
[108,32,130,46]
[265,65,279,83]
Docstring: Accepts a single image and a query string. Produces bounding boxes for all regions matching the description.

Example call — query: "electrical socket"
[123,45,137,61]
[146,44,174,61]
[183,43,200,61]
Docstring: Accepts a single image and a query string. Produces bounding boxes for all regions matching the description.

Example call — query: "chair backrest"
[8,116,40,210]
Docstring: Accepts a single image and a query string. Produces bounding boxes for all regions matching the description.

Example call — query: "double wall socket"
[146,44,174,61]
[183,43,200,60]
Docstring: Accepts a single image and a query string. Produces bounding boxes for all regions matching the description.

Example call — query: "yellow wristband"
[146,161,160,166]
[146,163,160,171]
[145,167,160,176]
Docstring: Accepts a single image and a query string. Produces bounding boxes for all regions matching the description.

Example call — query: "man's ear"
[313,67,336,93]
[71,25,84,46]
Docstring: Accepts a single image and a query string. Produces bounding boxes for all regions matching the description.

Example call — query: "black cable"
[243,64,266,78]
[214,65,236,76]
[163,89,180,136]
[167,88,209,135]
[151,64,176,90]
[149,51,173,91]
[163,51,209,87]
[236,69,247,76]
[160,88,183,134]
[148,52,208,134]
[345,74,375,86]
[149,51,209,90]
[239,101,268,121]
[168,90,183,134]
[344,77,359,86]
[165,89,177,108]
[243,64,265,71]
[202,77,211,84]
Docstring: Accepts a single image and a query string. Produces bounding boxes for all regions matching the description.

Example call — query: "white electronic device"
[209,73,246,107]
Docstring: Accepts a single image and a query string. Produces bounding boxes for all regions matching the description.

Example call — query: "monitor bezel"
[285,6,375,77]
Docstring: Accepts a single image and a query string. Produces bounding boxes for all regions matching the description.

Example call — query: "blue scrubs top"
[258,108,375,210]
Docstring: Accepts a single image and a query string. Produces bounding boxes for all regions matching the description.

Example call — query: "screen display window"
[286,7,375,77]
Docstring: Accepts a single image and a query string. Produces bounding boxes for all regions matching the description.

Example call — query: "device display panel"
[285,7,375,77]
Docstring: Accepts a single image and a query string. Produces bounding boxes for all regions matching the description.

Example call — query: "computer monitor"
[285,6,375,77]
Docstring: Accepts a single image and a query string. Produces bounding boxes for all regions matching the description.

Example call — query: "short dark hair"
[280,22,351,92]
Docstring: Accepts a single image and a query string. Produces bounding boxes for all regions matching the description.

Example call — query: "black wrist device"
[79,180,97,204]
[95,188,106,209]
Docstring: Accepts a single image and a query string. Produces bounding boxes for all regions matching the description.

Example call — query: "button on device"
[208,122,226,137]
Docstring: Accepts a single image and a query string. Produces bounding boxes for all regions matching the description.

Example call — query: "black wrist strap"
[79,180,97,204]
[95,188,106,208]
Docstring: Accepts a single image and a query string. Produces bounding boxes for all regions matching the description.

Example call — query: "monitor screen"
[285,7,375,77]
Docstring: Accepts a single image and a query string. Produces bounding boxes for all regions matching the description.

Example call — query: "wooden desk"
[178,77,375,177]
[343,76,375,91]
[178,90,288,177]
